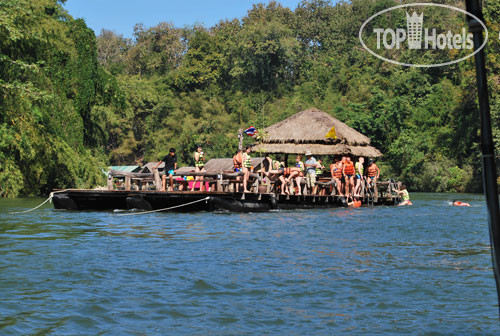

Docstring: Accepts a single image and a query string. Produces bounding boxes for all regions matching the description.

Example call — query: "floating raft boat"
[51,188,401,213]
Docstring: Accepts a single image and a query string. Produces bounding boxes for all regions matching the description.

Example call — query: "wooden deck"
[51,187,401,213]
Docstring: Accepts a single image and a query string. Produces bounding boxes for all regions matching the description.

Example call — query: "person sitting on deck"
[397,185,412,206]
[259,156,286,194]
[343,155,356,197]
[242,146,253,193]
[315,159,325,177]
[286,155,305,195]
[259,153,274,191]
[261,154,272,174]
[192,145,206,191]
[154,148,177,191]
[366,159,380,188]
[304,151,317,195]
[330,156,344,196]
[265,156,287,195]
[354,157,365,197]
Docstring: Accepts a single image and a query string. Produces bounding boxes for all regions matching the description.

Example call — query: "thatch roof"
[205,158,265,172]
[253,143,382,157]
[139,162,164,174]
[253,108,382,157]
[176,166,196,174]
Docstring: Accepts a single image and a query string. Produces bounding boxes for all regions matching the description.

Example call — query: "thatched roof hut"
[253,108,382,157]
[139,162,164,174]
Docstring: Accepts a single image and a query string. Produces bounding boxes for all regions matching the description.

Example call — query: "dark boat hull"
[52,189,399,212]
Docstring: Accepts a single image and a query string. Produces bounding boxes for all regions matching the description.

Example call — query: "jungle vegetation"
[1,0,500,197]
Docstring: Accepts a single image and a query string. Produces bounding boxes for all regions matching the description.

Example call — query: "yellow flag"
[325,126,337,139]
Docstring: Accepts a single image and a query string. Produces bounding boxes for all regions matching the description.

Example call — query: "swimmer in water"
[397,184,412,206]
[451,200,471,207]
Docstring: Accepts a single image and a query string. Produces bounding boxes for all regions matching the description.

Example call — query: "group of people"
[153,147,409,204]
[154,145,207,192]
[257,151,323,196]
[329,156,380,198]
[144,146,481,208]
[233,150,383,198]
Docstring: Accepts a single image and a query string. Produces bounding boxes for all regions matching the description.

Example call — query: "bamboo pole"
[107,172,114,190]
[153,168,162,191]
[238,129,243,151]
[124,176,131,191]
[466,0,500,314]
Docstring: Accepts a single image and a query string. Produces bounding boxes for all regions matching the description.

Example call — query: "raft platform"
[51,189,401,213]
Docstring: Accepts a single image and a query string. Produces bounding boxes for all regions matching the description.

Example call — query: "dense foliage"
[1,0,500,196]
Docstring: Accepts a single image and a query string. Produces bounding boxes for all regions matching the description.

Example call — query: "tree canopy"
[1,0,500,197]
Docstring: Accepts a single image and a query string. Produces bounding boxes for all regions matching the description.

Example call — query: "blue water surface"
[0,193,498,335]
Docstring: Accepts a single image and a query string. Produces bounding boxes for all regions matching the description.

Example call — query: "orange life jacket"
[233,153,243,169]
[332,165,342,179]
[367,164,378,177]
[344,162,355,175]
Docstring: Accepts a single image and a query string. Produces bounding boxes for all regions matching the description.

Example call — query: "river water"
[0,193,498,334]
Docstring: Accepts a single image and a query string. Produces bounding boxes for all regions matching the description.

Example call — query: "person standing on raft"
[242,146,252,193]
[343,156,355,197]
[192,145,206,191]
[366,159,380,186]
[330,156,344,196]
[154,148,177,191]
[354,157,364,197]
[304,151,317,195]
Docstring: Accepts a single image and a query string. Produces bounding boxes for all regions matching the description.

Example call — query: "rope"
[116,196,211,216]
[8,189,69,214]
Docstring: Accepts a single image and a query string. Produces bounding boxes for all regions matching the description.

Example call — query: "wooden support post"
[252,178,259,193]
[216,173,222,192]
[107,173,114,190]
[153,168,161,191]
[238,129,243,151]
[125,176,131,191]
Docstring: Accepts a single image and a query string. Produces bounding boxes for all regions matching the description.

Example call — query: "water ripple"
[0,193,497,334]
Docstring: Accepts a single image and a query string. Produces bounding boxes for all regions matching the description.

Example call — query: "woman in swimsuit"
[286,155,305,195]
[192,145,206,191]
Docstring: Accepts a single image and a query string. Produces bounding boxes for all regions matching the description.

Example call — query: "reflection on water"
[0,193,498,334]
